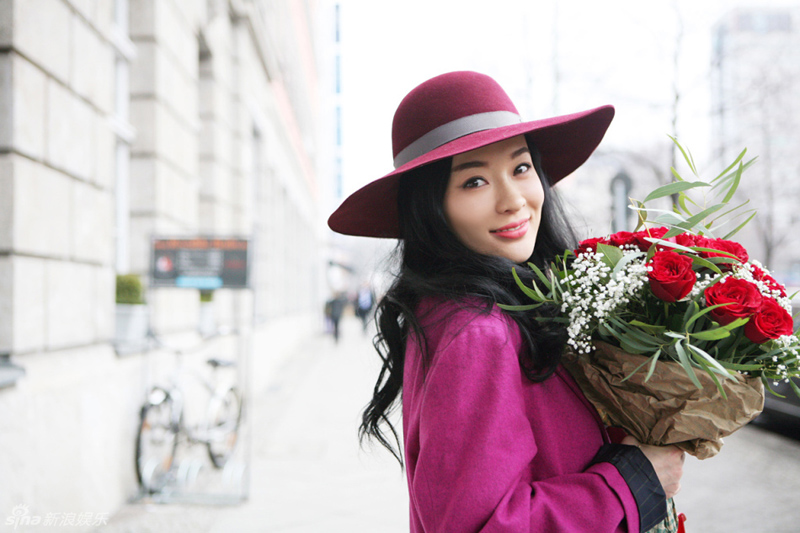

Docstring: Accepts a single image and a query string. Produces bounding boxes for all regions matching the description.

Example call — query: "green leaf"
[670,136,699,176]
[597,243,624,268]
[687,343,734,379]
[763,376,787,398]
[512,267,544,302]
[717,360,763,372]
[683,300,700,326]
[645,348,662,381]
[690,246,740,260]
[685,303,731,329]
[613,250,646,276]
[721,164,743,204]
[632,199,647,231]
[526,262,553,291]
[677,189,700,217]
[712,156,757,187]
[681,203,726,229]
[704,257,740,268]
[689,255,723,275]
[721,210,758,240]
[789,379,800,401]
[643,181,708,204]
[675,341,703,389]
[654,212,689,226]
[708,199,751,226]
[619,336,649,355]
[620,351,659,382]
[644,237,695,253]
[629,320,666,334]
[610,318,664,346]
[721,316,750,331]
[711,147,747,182]
[690,327,732,341]
[630,206,682,218]
[692,352,728,399]
[497,303,543,312]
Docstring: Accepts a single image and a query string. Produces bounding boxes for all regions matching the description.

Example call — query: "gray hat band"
[393,110,522,169]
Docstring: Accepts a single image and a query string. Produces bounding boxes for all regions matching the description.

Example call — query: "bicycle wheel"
[206,386,243,468]
[135,389,179,493]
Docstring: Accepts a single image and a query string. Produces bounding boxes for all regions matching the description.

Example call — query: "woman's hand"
[622,436,685,498]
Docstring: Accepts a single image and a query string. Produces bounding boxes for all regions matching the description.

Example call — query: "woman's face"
[444,135,545,263]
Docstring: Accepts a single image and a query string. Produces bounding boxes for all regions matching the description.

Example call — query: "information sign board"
[150,237,250,289]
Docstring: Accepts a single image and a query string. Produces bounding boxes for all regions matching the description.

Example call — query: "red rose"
[608,231,638,248]
[696,237,749,265]
[751,265,787,297]
[744,298,794,343]
[574,237,608,256]
[704,277,762,325]
[647,251,696,302]
[632,227,669,251]
[673,232,699,248]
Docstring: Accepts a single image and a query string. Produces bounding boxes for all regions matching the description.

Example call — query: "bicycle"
[135,332,244,494]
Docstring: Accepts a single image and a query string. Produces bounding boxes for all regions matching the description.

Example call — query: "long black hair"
[359,140,579,465]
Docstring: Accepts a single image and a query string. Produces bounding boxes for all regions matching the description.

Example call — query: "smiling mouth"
[490,218,530,239]
[491,219,529,234]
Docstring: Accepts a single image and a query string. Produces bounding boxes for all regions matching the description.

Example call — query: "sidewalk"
[93,315,800,532]
[97,316,409,532]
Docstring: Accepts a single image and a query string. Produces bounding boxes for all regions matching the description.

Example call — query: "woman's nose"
[496,180,526,213]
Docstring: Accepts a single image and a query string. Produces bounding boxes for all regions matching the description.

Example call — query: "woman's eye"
[462,177,486,189]
[515,163,532,175]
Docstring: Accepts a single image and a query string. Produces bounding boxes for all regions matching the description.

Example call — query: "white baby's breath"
[731,261,793,312]
[562,250,649,354]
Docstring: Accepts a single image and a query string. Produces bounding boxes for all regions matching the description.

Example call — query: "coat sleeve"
[407,311,640,533]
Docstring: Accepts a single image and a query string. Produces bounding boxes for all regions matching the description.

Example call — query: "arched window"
[610,171,633,233]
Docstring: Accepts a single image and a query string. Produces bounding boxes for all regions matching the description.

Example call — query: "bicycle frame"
[136,330,244,494]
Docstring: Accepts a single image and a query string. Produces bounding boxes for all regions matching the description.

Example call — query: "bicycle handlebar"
[146,325,239,355]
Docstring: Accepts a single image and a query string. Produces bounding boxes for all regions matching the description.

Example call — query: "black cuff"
[590,443,667,533]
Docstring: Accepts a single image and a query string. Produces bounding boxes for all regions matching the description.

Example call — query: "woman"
[328,71,683,532]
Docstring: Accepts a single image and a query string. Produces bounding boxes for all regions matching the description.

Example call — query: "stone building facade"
[0,0,324,519]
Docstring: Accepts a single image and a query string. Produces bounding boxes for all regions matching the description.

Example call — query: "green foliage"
[116,274,145,305]
[632,137,758,239]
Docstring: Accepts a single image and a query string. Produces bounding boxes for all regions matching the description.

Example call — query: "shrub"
[116,274,145,305]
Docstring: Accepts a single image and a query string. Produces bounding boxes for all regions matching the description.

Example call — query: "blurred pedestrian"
[327,292,347,343]
[355,282,375,333]
[328,71,684,532]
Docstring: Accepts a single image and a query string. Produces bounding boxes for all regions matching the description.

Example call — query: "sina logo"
[6,504,40,528]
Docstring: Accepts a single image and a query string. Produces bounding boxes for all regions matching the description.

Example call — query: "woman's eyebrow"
[512,146,531,158]
[451,146,531,173]
[451,160,486,173]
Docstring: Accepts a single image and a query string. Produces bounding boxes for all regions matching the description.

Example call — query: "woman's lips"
[490,219,529,239]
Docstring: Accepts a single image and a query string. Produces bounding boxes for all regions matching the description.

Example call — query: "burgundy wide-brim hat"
[328,71,614,238]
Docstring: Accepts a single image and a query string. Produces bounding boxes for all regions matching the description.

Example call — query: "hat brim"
[328,105,614,238]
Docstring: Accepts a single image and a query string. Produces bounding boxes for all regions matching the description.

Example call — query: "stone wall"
[0,0,323,521]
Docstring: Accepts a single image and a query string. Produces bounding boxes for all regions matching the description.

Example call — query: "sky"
[333,0,799,197]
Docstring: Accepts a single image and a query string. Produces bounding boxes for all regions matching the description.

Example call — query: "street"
[95,315,800,532]
[678,420,800,532]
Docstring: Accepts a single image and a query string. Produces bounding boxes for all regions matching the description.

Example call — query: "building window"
[610,171,632,233]
[111,0,136,273]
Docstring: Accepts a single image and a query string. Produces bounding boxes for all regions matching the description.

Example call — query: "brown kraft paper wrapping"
[562,341,765,459]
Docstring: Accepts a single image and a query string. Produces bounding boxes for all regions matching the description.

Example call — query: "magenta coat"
[402,298,640,532]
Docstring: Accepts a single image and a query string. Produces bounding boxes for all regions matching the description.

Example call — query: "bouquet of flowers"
[507,140,800,459]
